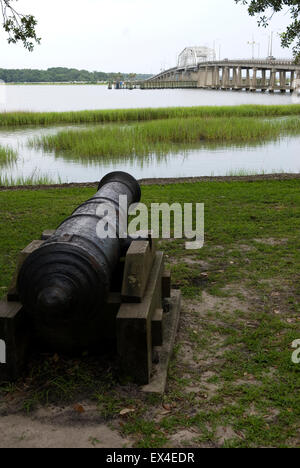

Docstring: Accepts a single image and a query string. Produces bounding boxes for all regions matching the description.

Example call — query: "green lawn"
[0,179,300,447]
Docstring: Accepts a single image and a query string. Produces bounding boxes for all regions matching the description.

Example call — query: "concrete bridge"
[142,59,300,93]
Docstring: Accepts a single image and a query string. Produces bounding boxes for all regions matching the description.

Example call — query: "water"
[0,85,299,182]
[0,85,297,112]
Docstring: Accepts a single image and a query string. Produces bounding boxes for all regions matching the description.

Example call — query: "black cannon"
[1,171,181,390]
[17,171,141,351]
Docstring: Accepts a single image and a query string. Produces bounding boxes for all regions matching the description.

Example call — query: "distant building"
[178,47,216,68]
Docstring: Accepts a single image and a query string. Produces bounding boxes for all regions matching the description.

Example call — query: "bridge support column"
[269,69,276,92]
[222,66,229,89]
[204,67,208,87]
[250,67,257,91]
[261,69,266,91]
[232,67,238,89]
[290,71,295,91]
[245,69,250,91]
[280,71,286,92]
[214,66,220,88]
[236,67,242,89]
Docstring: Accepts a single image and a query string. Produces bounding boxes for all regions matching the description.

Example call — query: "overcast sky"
[0,0,292,73]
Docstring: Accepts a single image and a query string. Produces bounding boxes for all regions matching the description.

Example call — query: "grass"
[30,116,300,159]
[0,179,299,448]
[224,168,287,177]
[0,170,61,186]
[0,145,17,167]
[0,104,300,127]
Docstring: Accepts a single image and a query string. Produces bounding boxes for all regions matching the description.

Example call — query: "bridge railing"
[197,59,296,66]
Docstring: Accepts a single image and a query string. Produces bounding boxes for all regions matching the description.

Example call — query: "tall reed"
[0,145,17,167]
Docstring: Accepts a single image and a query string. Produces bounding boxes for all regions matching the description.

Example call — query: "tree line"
[0,67,151,83]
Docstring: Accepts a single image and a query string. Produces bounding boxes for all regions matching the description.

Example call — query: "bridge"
[142,58,300,93]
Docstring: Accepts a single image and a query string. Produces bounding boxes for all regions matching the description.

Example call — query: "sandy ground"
[0,413,132,448]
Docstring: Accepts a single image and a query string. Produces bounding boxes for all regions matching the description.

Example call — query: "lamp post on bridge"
[247,35,256,60]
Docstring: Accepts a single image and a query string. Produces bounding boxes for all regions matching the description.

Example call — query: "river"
[0,84,297,112]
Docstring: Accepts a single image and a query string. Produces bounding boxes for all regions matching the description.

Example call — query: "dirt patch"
[169,429,198,448]
[215,426,243,446]
[253,238,289,246]
[192,290,251,315]
[0,413,132,448]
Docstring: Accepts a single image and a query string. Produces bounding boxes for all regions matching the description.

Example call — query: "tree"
[0,0,40,51]
[235,0,300,62]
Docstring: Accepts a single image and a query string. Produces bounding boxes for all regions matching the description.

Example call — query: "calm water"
[0,84,297,112]
[0,85,299,182]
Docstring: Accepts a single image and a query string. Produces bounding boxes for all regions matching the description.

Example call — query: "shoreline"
[0,173,300,191]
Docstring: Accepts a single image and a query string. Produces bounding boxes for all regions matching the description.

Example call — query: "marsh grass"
[31,116,300,159]
[0,170,61,186]
[0,145,17,167]
[1,104,300,127]
[224,168,288,176]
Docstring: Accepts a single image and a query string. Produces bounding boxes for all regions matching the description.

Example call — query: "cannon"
[0,172,181,392]
[17,171,141,351]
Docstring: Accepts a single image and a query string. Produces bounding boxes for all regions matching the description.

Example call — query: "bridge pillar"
[222,66,229,89]
[237,67,242,89]
[212,67,216,88]
[280,71,286,92]
[250,67,257,91]
[204,67,208,87]
[245,69,250,90]
[197,68,206,87]
[214,66,220,88]
[269,68,276,92]
[261,69,266,90]
[232,67,237,89]
[290,71,295,89]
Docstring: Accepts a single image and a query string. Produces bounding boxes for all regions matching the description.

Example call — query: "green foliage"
[0,66,151,83]
[0,0,40,51]
[235,0,300,61]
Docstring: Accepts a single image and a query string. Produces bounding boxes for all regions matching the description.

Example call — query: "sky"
[0,0,293,74]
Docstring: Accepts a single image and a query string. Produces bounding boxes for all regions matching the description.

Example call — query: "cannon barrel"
[17,171,141,350]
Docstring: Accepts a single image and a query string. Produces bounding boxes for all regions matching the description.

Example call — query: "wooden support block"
[117,252,164,385]
[152,308,163,347]
[7,240,44,302]
[41,229,55,241]
[121,240,155,303]
[162,270,171,298]
[142,290,181,394]
[0,301,30,382]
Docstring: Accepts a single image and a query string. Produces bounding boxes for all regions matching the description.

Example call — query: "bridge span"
[142,59,300,93]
